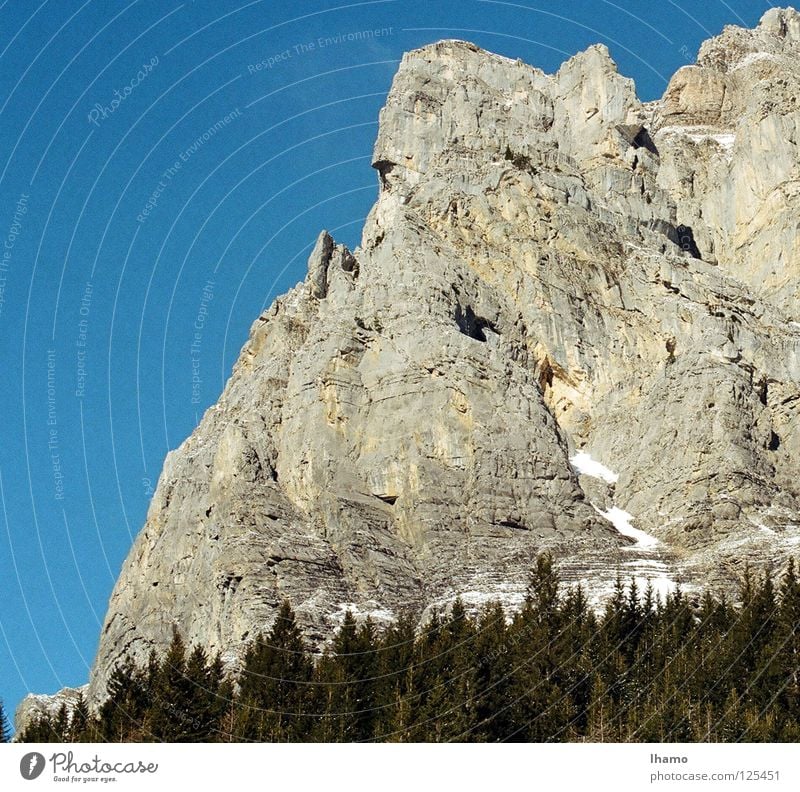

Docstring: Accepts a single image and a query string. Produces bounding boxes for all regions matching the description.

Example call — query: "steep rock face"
[654,7,800,311]
[82,10,800,705]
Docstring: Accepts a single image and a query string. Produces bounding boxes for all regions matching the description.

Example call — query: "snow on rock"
[452,589,527,610]
[707,133,735,151]
[595,506,660,549]
[569,451,619,484]
[684,131,735,152]
[569,452,675,599]
[334,602,395,623]
[624,558,677,601]
[657,125,736,152]
[424,580,529,622]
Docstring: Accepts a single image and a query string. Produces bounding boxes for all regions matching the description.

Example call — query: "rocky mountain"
[18,8,800,723]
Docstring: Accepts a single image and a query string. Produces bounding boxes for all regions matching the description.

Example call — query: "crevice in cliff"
[455,304,498,342]
[219,574,243,597]
[494,519,530,531]
[373,159,397,190]
[673,224,703,259]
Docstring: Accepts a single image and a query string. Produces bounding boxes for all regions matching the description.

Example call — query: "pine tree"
[471,601,513,741]
[98,657,149,741]
[180,645,229,741]
[528,552,560,626]
[312,610,384,742]
[509,562,574,742]
[18,714,57,742]
[52,703,70,741]
[373,610,418,741]
[588,673,609,741]
[235,600,313,742]
[779,560,800,716]
[69,693,91,742]
[144,628,191,741]
[410,599,477,742]
[314,610,360,741]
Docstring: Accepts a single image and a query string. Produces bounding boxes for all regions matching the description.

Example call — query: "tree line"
[17,554,800,742]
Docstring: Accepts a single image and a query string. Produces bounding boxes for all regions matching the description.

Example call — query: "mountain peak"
[696,5,800,72]
[759,6,800,39]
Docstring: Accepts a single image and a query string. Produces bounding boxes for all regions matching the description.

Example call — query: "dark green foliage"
[20,629,232,743]
[17,559,800,743]
[233,599,313,742]
[70,693,92,742]
[97,656,150,741]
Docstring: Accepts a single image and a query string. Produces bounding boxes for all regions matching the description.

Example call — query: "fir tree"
[236,600,313,742]
[471,601,513,741]
[52,703,70,742]
[144,628,192,741]
[98,657,149,741]
[313,610,382,742]
[70,692,92,742]
[373,610,418,741]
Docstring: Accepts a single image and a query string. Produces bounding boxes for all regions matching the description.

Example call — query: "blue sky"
[0,0,773,724]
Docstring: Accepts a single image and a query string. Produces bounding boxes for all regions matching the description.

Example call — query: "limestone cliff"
[24,9,800,718]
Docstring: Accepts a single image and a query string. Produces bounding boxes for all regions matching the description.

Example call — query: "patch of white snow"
[684,132,735,150]
[596,506,660,549]
[709,133,735,151]
[633,573,677,601]
[570,451,619,484]
[657,125,735,153]
[335,602,395,622]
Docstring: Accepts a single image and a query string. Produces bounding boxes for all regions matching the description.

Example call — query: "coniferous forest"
[16,555,800,743]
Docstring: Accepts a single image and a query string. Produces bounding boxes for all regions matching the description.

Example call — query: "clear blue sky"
[0,0,773,724]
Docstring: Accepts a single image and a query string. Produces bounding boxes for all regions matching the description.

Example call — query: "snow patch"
[632,572,676,601]
[570,451,619,484]
[708,133,735,151]
[684,132,735,151]
[455,590,528,609]
[658,125,736,152]
[335,602,395,622]
[596,506,660,549]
